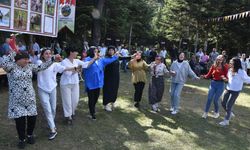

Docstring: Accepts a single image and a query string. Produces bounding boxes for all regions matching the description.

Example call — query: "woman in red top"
[201,55,228,119]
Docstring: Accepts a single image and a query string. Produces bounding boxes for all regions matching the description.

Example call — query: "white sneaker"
[104,105,112,112]
[202,112,208,119]
[171,110,178,115]
[213,113,220,118]
[219,120,229,126]
[170,107,174,112]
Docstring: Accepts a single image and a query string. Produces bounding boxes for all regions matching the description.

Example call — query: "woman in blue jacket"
[83,47,119,120]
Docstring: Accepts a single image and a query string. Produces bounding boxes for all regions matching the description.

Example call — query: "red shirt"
[204,65,228,80]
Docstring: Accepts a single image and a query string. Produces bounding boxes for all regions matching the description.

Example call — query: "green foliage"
[72,0,250,52]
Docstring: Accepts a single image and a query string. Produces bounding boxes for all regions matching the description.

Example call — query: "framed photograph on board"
[14,9,27,30]
[14,0,28,9]
[0,7,10,27]
[45,0,55,16]
[30,13,41,32]
[31,0,42,13]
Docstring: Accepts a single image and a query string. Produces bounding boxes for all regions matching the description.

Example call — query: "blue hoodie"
[83,56,118,90]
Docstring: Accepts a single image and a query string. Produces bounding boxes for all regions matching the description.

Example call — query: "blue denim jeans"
[204,80,224,113]
[170,82,184,111]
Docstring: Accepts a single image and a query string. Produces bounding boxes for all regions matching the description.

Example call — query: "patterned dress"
[0,51,53,119]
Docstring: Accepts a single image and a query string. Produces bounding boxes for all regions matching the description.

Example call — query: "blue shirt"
[83,55,118,90]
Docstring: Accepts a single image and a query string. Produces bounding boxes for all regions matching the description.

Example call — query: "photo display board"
[0,0,58,37]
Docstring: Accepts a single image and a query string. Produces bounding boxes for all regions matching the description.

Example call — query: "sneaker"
[27,135,35,144]
[213,113,220,118]
[202,112,208,119]
[171,110,178,115]
[48,132,57,140]
[134,102,140,108]
[170,107,174,112]
[104,105,112,112]
[219,120,229,126]
[17,140,25,149]
[91,115,96,121]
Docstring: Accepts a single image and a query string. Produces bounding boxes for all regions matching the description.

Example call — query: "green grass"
[0,72,250,150]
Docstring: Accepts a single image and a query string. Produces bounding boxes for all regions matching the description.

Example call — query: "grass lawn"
[0,71,250,150]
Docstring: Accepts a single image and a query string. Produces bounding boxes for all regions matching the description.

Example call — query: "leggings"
[14,116,37,141]
[133,82,145,102]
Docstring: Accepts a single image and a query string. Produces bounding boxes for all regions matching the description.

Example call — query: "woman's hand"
[170,70,176,77]
[221,75,228,82]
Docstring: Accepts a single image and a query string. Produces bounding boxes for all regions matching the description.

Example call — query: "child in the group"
[148,55,169,112]
[201,55,228,119]
[219,57,250,126]
[169,52,200,115]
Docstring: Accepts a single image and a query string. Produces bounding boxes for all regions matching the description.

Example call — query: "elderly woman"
[0,50,59,149]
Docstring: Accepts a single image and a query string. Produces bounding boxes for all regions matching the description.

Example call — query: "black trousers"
[87,88,100,116]
[14,116,37,141]
[133,82,145,102]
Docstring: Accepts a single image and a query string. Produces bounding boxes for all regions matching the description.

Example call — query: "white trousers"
[38,87,57,130]
[60,84,79,118]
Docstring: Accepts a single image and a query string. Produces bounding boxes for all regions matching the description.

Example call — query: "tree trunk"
[92,0,105,46]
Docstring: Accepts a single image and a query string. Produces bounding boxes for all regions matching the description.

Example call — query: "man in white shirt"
[99,43,107,57]
[120,46,129,72]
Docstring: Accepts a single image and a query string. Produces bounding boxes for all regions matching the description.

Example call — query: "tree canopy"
[64,0,250,54]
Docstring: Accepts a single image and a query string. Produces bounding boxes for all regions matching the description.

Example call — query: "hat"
[15,51,29,61]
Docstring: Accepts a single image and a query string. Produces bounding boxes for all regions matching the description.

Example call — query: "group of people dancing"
[0,40,250,149]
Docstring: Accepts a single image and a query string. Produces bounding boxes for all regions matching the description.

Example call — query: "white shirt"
[177,62,183,68]
[159,50,167,58]
[241,59,247,72]
[226,69,250,91]
[99,47,107,57]
[120,48,129,57]
[60,58,89,85]
[37,61,65,92]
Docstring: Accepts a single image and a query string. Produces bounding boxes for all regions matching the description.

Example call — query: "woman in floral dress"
[0,50,58,149]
